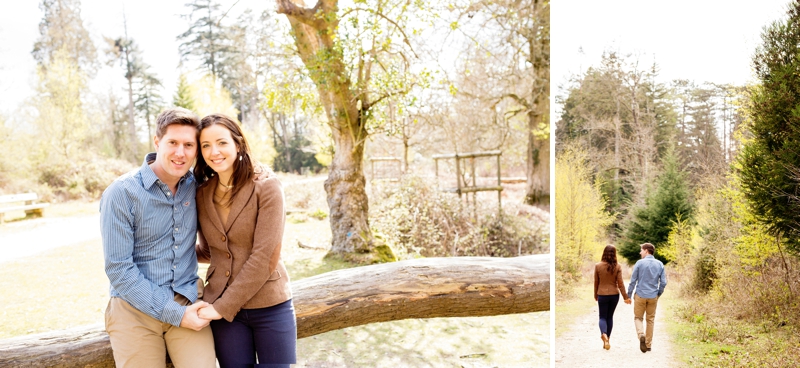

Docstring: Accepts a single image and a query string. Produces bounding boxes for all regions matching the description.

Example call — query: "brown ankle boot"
[601,333,610,350]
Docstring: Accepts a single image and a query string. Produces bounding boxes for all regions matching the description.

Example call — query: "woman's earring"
[239,155,243,161]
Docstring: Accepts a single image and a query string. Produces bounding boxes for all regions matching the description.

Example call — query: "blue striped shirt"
[100,153,199,327]
[627,255,667,299]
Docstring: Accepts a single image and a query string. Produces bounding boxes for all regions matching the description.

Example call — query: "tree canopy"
[738,2,800,253]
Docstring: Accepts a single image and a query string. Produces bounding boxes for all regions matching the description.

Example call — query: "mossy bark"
[276,0,380,259]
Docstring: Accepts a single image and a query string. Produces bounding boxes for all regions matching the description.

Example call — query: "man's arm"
[627,262,639,299]
[100,183,187,327]
[658,263,667,297]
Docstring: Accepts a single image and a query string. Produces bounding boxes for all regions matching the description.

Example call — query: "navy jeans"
[210,299,297,368]
[597,294,620,337]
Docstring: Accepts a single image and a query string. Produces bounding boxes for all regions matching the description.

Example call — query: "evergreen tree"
[177,0,231,80]
[105,33,148,161]
[173,74,195,111]
[739,2,800,253]
[619,146,694,264]
[134,68,164,147]
[32,0,97,74]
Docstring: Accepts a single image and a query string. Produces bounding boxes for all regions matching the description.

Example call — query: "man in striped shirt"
[100,107,215,367]
[627,242,667,353]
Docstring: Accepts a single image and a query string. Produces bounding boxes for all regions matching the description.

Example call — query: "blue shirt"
[100,153,199,327]
[627,255,667,299]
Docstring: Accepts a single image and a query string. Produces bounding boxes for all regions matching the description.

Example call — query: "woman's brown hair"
[601,244,618,273]
[193,114,259,205]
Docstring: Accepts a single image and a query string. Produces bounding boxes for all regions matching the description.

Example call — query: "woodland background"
[555,2,800,365]
[0,0,548,261]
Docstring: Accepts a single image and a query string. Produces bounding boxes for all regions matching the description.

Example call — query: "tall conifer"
[739,2,800,253]
[620,146,694,264]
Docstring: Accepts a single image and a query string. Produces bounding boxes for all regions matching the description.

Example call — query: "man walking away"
[627,242,667,353]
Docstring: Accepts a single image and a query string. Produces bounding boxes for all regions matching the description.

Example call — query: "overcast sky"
[551,0,792,117]
[0,0,270,116]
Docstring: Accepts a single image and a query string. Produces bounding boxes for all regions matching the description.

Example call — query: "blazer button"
[225,271,230,277]
[221,235,226,241]
[227,253,231,258]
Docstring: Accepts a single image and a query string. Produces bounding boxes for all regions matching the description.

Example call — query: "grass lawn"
[0,202,549,367]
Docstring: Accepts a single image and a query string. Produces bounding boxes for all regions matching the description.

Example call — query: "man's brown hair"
[641,243,655,255]
[155,107,199,139]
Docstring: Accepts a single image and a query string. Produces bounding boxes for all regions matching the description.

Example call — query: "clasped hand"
[180,301,222,331]
[624,298,632,304]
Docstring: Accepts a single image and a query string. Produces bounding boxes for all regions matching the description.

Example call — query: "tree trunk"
[0,255,549,367]
[325,122,373,255]
[523,0,549,206]
[277,0,378,260]
[525,109,549,205]
[127,76,136,160]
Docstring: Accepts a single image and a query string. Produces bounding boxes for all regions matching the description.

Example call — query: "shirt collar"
[644,254,654,259]
[139,152,196,190]
[140,153,159,189]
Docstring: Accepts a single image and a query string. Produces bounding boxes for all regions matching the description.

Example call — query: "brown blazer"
[197,174,292,322]
[594,262,628,300]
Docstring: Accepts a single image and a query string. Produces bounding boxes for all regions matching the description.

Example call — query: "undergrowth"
[369,175,547,258]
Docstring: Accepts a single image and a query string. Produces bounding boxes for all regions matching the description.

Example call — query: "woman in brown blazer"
[594,244,630,350]
[193,114,295,367]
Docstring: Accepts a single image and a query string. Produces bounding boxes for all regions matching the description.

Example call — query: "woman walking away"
[194,113,296,367]
[594,245,631,350]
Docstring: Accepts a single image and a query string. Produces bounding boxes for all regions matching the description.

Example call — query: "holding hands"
[624,298,631,304]
[180,301,212,331]
[198,304,223,320]
[179,302,222,331]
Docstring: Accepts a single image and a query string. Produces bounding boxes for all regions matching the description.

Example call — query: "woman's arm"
[616,265,629,300]
[212,178,286,322]
[594,264,599,301]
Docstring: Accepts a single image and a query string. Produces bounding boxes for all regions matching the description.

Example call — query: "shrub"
[309,208,328,220]
[36,156,134,201]
[369,175,547,258]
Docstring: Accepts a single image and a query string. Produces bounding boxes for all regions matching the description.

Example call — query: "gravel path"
[556,294,678,367]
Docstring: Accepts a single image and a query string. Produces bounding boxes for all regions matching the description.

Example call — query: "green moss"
[374,242,398,263]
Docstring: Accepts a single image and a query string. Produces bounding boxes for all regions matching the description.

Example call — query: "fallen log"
[0,255,548,367]
[294,254,549,337]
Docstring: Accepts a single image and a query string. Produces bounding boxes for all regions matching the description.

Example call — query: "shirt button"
[172,265,176,269]
[174,246,178,249]
[167,192,171,196]
[221,236,226,241]
[175,227,179,231]
[225,271,230,277]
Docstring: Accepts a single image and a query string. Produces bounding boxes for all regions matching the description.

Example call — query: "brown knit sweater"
[594,262,629,300]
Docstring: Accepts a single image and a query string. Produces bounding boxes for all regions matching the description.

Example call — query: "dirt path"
[0,177,328,265]
[0,214,100,264]
[556,295,678,367]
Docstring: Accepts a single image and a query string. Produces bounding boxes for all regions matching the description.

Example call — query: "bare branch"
[275,0,326,28]
[340,7,419,59]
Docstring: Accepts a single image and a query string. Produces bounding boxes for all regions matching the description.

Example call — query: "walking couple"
[100,107,296,367]
[594,243,667,352]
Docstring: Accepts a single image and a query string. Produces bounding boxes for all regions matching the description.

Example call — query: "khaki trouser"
[105,291,215,368]
[633,294,658,348]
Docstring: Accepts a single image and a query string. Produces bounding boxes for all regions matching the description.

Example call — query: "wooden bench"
[0,193,50,224]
